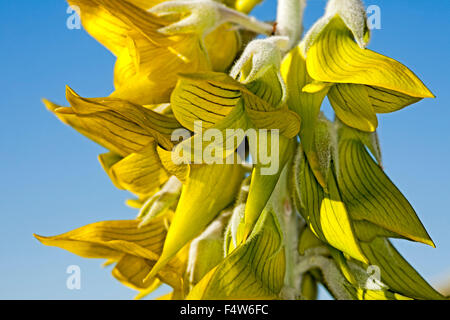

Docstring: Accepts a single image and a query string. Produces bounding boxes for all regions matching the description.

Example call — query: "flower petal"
[246,107,301,139]
[108,142,170,197]
[59,87,180,155]
[359,238,444,300]
[171,72,243,131]
[242,136,295,240]
[293,148,367,263]
[281,46,330,186]
[147,163,245,278]
[366,86,421,114]
[34,215,170,260]
[306,16,434,98]
[337,124,435,247]
[187,209,285,299]
[328,84,378,132]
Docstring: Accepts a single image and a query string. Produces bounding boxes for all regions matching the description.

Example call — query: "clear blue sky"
[1,0,449,299]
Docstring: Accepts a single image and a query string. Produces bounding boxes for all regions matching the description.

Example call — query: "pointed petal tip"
[42,99,57,112]
[424,237,436,248]
[418,84,435,99]
[410,234,435,248]
[65,85,79,100]
[33,233,45,242]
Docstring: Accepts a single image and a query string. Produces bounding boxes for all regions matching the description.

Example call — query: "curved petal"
[293,148,367,263]
[147,163,245,278]
[306,16,434,98]
[366,85,421,114]
[337,124,435,247]
[187,210,285,299]
[359,238,444,300]
[328,84,378,132]
[59,87,181,155]
[34,215,170,260]
[281,46,330,186]
[108,142,169,197]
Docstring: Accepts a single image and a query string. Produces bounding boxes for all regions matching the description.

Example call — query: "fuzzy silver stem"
[276,0,307,51]
[221,6,274,35]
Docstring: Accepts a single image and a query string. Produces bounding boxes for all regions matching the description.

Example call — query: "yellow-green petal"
[281,46,330,187]
[147,163,245,279]
[328,84,378,132]
[359,238,444,300]
[306,16,434,98]
[187,209,285,299]
[107,142,169,197]
[337,124,434,246]
[293,148,367,263]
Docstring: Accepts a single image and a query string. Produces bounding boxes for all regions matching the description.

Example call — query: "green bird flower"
[35,0,447,300]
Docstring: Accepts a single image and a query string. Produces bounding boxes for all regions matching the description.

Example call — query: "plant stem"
[276,0,307,51]
[221,6,274,35]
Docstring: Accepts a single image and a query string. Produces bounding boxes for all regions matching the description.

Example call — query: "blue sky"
[0,0,449,299]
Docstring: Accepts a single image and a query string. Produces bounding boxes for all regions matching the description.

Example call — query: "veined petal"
[113,253,185,293]
[328,84,378,132]
[70,0,240,105]
[187,209,285,299]
[147,163,245,279]
[298,226,327,255]
[110,32,211,105]
[352,220,401,243]
[98,151,124,188]
[157,146,191,183]
[306,16,434,98]
[242,136,295,240]
[359,238,444,300]
[337,124,434,247]
[171,72,298,162]
[281,46,330,187]
[67,0,169,56]
[171,72,290,127]
[171,72,243,131]
[366,86,421,114]
[328,248,414,300]
[34,215,170,261]
[107,142,170,197]
[112,254,158,290]
[244,66,286,109]
[60,87,180,155]
[89,0,172,46]
[43,99,124,154]
[245,107,301,139]
[293,148,367,263]
[113,38,139,89]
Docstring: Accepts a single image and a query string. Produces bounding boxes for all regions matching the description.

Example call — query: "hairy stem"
[276,0,307,51]
[221,6,274,35]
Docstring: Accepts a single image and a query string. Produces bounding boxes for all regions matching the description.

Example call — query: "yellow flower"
[301,16,434,132]
[34,212,189,299]
[69,0,241,105]
[43,87,181,197]
[292,117,444,300]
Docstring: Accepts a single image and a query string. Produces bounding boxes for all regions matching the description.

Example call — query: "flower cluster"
[36,0,445,300]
